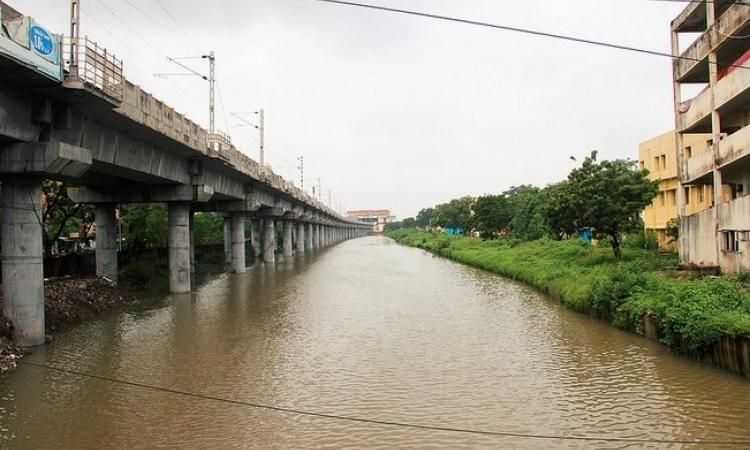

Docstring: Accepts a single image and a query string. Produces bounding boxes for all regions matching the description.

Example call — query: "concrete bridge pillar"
[231,212,246,273]
[189,211,196,275]
[168,203,191,293]
[223,216,232,271]
[313,224,320,249]
[283,220,294,258]
[296,222,306,253]
[263,218,276,263]
[1,177,45,346]
[95,204,118,283]
[305,223,314,250]
[250,219,262,259]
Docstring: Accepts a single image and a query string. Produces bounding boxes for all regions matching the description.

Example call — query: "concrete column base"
[223,216,232,271]
[296,222,306,253]
[251,219,261,259]
[168,203,191,293]
[283,220,294,257]
[189,210,196,275]
[305,223,313,251]
[231,212,246,273]
[1,178,45,346]
[263,219,276,263]
[95,204,118,283]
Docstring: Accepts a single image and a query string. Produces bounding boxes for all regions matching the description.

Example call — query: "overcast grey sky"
[17,0,685,218]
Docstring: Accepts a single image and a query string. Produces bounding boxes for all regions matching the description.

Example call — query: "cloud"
[20,0,685,218]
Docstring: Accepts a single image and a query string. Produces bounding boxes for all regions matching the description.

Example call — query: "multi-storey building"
[671,1,750,273]
[346,209,395,233]
[639,131,714,249]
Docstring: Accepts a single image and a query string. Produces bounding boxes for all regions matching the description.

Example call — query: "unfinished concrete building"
[672,1,750,273]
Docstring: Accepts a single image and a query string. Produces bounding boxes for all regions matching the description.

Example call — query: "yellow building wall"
[638,131,713,249]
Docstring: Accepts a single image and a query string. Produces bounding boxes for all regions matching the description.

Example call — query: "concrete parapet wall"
[681,207,718,267]
[118,81,207,152]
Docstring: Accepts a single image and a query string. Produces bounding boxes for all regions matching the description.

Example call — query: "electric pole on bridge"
[155,53,216,133]
[297,156,304,190]
[206,51,215,133]
[69,0,80,79]
[231,109,266,167]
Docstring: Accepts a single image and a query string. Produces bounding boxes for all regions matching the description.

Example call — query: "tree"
[543,181,579,239]
[665,217,680,245]
[505,186,549,240]
[416,207,436,228]
[548,151,659,257]
[120,204,168,250]
[434,197,473,230]
[42,181,95,255]
[473,194,511,238]
[402,217,417,228]
[193,212,225,245]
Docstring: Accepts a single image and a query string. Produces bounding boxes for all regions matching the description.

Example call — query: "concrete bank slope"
[387,229,750,379]
[0,277,136,374]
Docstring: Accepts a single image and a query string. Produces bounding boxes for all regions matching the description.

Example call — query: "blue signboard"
[0,5,62,81]
[29,25,54,56]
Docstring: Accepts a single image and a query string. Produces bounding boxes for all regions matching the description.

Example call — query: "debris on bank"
[0,277,136,374]
[0,313,22,374]
[44,277,135,332]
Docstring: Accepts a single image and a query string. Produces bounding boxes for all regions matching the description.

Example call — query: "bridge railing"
[63,36,123,102]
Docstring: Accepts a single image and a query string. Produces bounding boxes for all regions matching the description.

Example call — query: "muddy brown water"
[0,236,748,449]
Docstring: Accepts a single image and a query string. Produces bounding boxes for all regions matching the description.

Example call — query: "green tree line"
[388,152,659,257]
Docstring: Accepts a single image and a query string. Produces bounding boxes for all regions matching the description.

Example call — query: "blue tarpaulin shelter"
[444,226,464,236]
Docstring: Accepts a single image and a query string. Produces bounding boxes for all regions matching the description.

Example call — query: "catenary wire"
[92,0,166,58]
[307,0,750,70]
[153,0,204,51]
[17,361,750,447]
[642,0,750,6]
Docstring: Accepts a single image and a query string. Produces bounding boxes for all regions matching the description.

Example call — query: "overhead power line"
[643,0,750,5]
[308,0,750,69]
[18,361,750,446]
[93,0,166,58]
[153,0,203,50]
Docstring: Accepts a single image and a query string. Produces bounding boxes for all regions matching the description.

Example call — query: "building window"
[639,160,644,169]
[698,185,705,203]
[671,189,677,206]
[723,231,741,253]
[654,156,660,171]
[684,146,692,158]
[659,192,665,206]
[660,155,667,169]
[685,187,690,205]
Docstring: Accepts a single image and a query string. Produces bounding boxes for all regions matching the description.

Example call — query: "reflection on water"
[0,236,748,449]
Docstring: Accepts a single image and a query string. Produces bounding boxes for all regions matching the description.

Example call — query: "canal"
[1,236,749,448]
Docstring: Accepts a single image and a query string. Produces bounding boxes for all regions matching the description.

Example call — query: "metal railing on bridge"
[63,36,123,103]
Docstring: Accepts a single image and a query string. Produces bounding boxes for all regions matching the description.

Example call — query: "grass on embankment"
[387,229,750,354]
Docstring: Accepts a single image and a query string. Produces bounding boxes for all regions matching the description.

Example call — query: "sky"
[14,0,688,218]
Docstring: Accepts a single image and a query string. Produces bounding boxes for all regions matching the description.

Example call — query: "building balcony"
[718,123,750,168]
[672,0,707,33]
[678,59,750,132]
[682,147,715,184]
[718,193,750,231]
[674,2,750,83]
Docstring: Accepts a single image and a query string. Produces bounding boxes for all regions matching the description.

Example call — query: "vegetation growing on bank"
[388,229,750,352]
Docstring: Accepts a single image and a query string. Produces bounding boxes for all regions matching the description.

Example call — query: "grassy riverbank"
[388,229,750,355]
